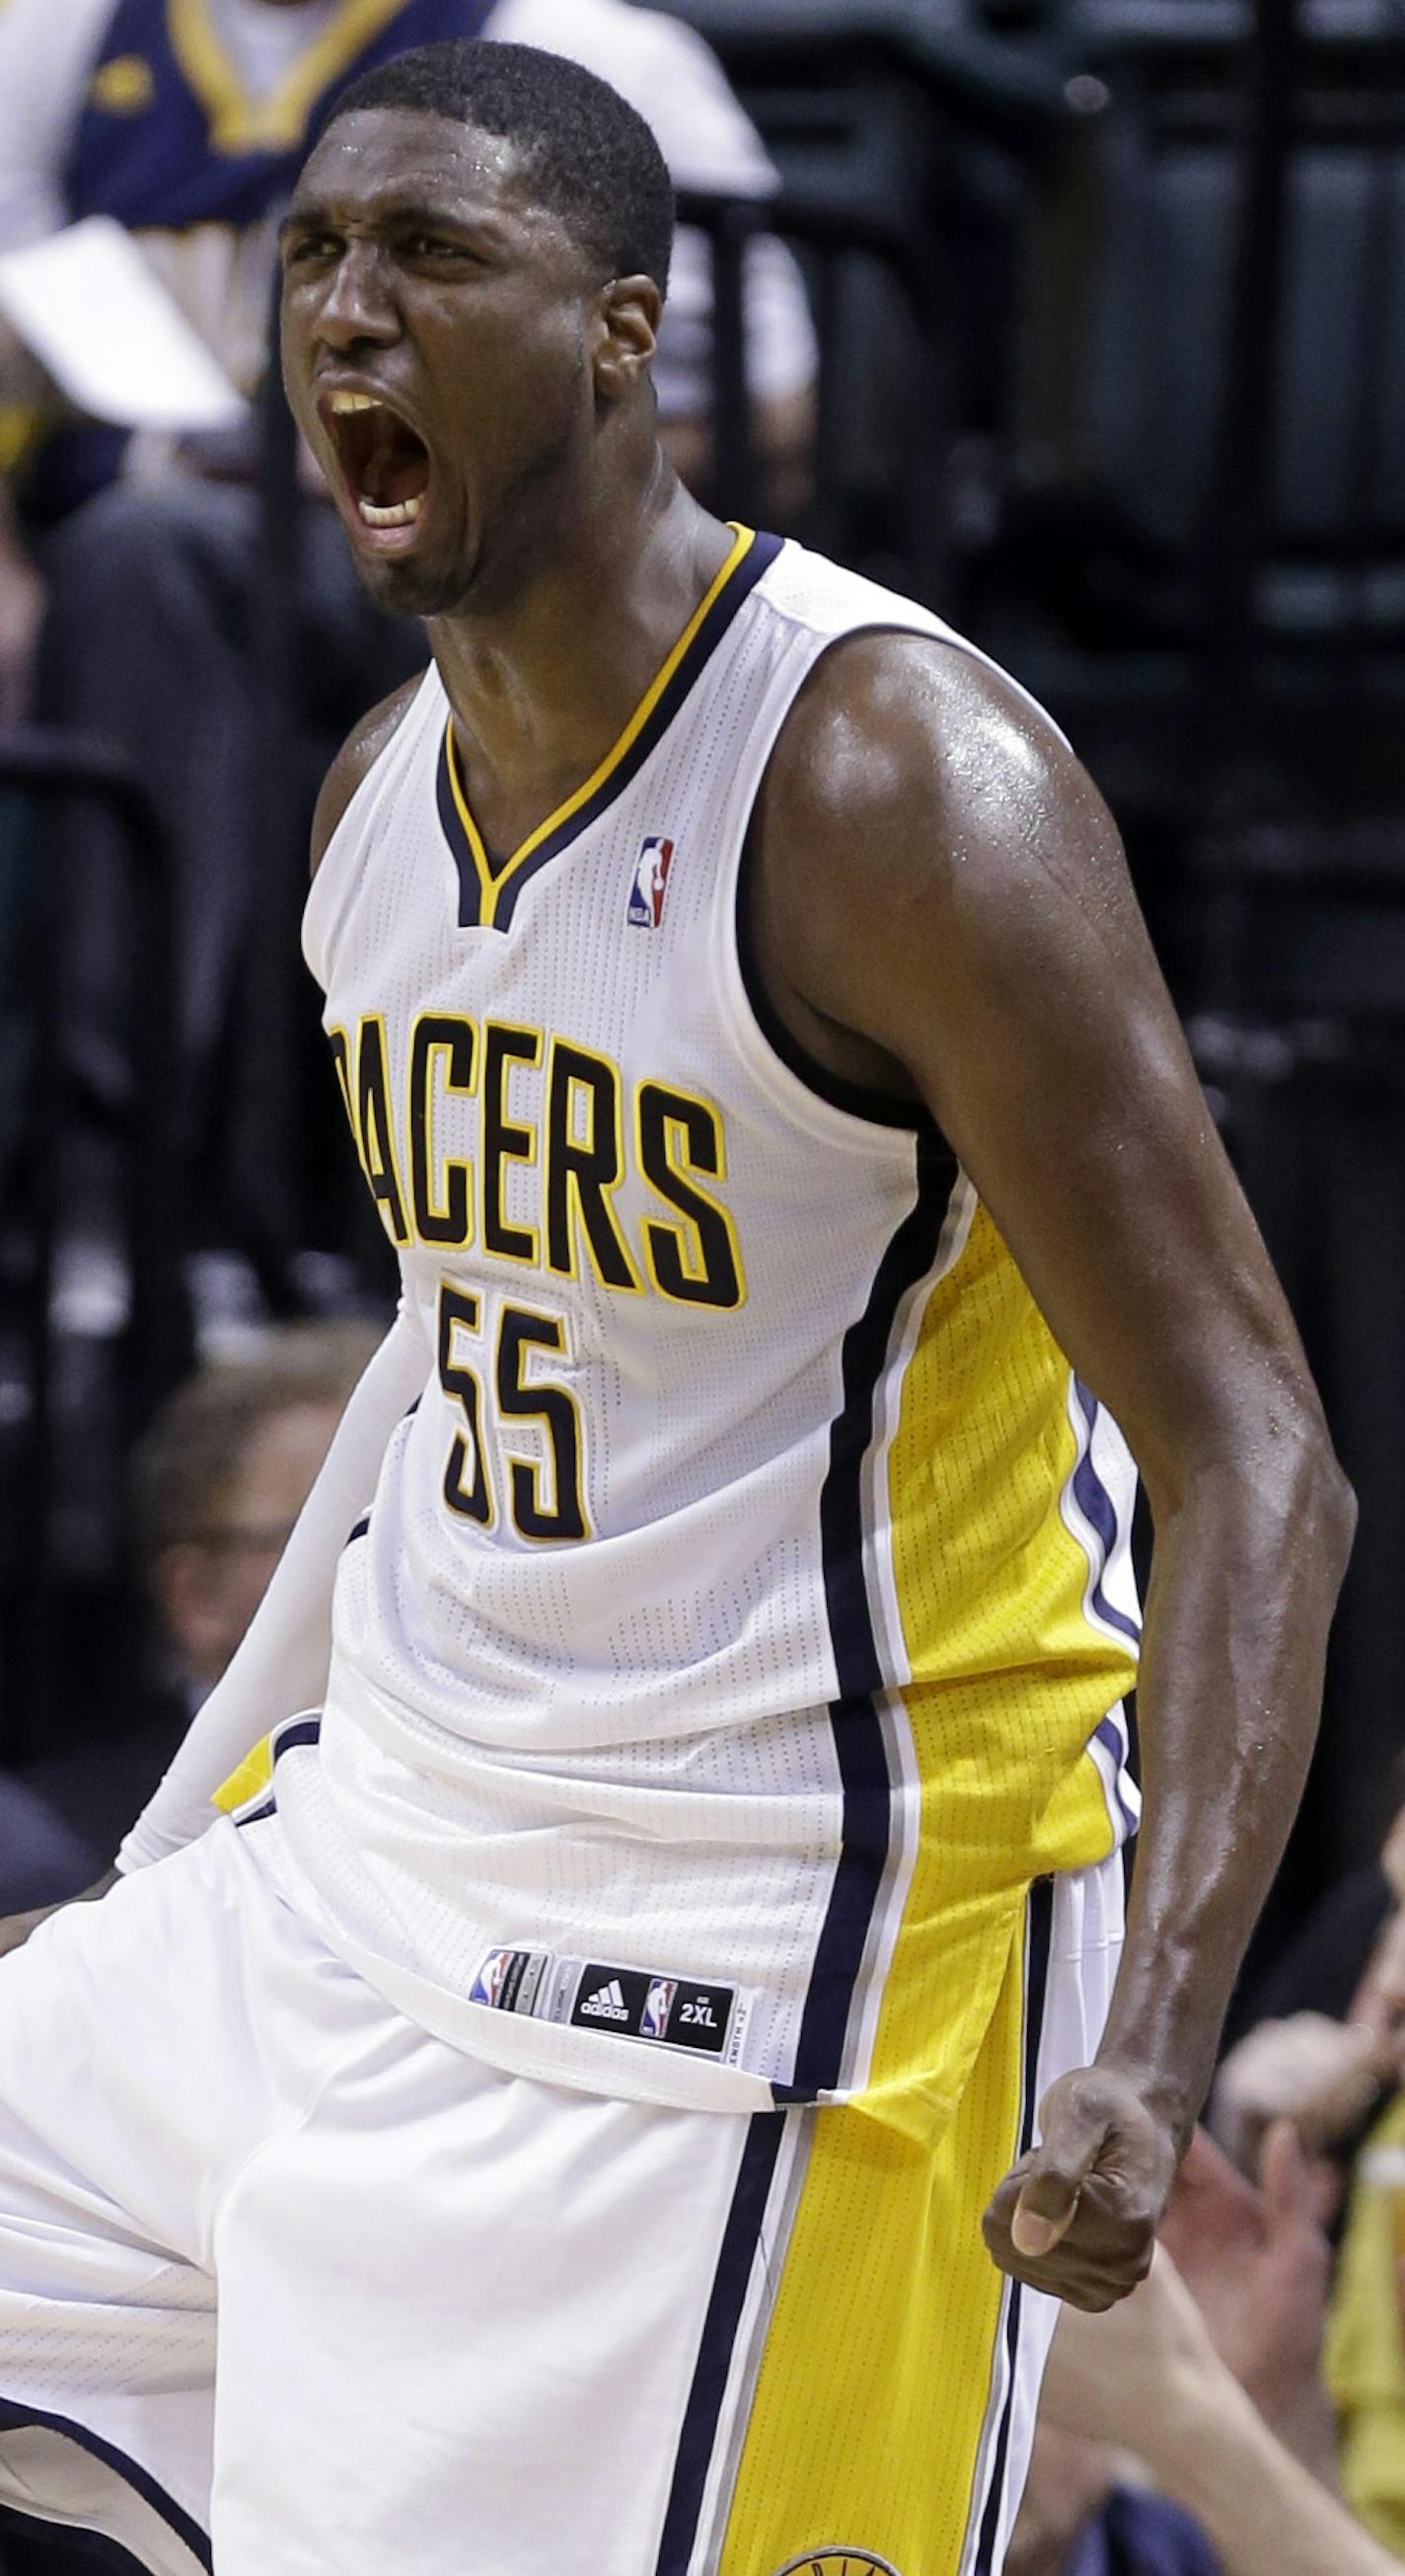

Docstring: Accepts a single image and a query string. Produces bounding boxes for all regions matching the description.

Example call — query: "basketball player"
[0,41,1355,2576]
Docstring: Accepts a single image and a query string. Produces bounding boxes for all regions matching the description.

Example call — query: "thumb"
[1011,2091,1107,2258]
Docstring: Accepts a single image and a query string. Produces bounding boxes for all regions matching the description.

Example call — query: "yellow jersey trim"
[444,523,758,931]
[167,0,412,156]
[211,1732,273,1816]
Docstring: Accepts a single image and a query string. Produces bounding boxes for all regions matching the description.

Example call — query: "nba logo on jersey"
[470,1949,515,2008]
[641,1977,677,2040]
[628,836,674,929]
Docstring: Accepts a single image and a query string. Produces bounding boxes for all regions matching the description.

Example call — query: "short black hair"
[326,40,674,298]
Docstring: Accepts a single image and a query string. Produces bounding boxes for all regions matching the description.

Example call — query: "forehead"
[294,106,554,238]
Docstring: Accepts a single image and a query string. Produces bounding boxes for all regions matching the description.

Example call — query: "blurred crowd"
[3,0,1405,2570]
[1,1317,378,1915]
[0,0,816,1263]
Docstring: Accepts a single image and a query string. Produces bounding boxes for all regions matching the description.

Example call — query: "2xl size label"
[569,1963,734,2055]
[470,1945,746,2061]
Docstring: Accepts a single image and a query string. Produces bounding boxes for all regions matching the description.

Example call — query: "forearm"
[1044,2258,1385,2572]
[117,1297,429,1871]
[1261,2379,1343,2490]
[1153,2379,1395,2576]
[1099,1438,1355,2147]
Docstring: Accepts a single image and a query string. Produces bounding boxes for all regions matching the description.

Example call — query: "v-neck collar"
[435,524,782,935]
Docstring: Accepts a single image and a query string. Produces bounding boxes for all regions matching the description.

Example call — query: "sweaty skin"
[279,103,1355,2313]
[750,642,1356,2305]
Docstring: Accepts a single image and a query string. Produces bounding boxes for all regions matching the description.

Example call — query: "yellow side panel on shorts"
[211,1735,273,1816]
[720,1899,1031,2576]
[855,1205,1128,2142]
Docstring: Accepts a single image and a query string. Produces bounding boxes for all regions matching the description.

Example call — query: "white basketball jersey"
[269,530,1140,2122]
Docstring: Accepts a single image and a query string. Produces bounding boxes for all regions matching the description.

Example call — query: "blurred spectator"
[0,0,815,1235]
[1202,1792,1405,2553]
[1012,2117,1356,2575]
[1326,2097,1405,2556]
[1008,2421,1221,2576]
[1037,2240,1401,2576]
[0,1316,380,1913]
[134,1311,381,1697]
[1212,1795,1405,2213]
[1213,2009,1385,2191]
[1157,2124,1339,2485]
[1321,1836,1405,2553]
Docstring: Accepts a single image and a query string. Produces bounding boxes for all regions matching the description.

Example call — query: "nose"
[311,239,401,354]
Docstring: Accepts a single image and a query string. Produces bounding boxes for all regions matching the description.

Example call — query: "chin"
[350,556,449,621]
[348,539,476,623]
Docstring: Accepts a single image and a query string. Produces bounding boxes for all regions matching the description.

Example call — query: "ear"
[592,273,662,402]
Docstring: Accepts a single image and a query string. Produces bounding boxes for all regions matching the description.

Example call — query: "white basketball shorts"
[0,1814,1121,2575]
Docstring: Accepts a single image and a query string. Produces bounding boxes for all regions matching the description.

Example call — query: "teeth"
[358,495,422,528]
[331,391,379,414]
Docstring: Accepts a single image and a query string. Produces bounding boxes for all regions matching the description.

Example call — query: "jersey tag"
[468,1945,751,2064]
[468,1947,551,2016]
[567,1961,739,2057]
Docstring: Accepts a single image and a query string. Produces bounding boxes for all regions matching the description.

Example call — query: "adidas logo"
[580,1978,630,2023]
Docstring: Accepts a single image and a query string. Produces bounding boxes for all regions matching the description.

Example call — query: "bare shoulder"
[311,674,424,879]
[753,627,1145,1040]
[763,627,1114,890]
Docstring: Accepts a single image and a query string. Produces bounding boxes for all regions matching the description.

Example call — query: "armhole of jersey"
[302,665,439,984]
[728,619,954,1144]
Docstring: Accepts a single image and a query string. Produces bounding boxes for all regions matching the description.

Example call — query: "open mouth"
[323,391,432,533]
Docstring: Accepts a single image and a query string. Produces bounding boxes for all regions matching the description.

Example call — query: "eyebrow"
[279,196,501,245]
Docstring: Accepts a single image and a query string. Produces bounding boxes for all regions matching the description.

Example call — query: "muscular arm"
[752,635,1355,2302]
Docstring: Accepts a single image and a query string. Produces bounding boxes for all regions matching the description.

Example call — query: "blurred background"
[0,0,1403,2159]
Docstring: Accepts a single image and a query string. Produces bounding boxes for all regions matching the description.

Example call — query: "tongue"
[365,429,430,509]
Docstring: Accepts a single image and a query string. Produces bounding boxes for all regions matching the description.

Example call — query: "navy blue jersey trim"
[735,831,939,1133]
[434,739,471,917]
[778,1135,958,2103]
[972,1876,1054,2576]
[346,1512,371,1545]
[0,2505,154,2573]
[438,531,783,933]
[1094,1712,1141,1839]
[652,2112,784,2576]
[232,1714,322,1831]
[1070,1378,1142,1646]
[271,1715,322,1759]
[0,2399,212,2569]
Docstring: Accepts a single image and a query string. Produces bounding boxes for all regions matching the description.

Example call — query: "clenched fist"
[981,2063,1179,2311]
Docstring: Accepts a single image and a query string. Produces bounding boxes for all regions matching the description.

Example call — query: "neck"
[425,459,734,859]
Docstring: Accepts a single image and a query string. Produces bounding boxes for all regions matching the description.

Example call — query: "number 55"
[437,1287,589,1544]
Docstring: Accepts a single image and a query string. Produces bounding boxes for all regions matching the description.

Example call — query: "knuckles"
[980,2070,1178,2308]
[981,2179,1159,2307]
